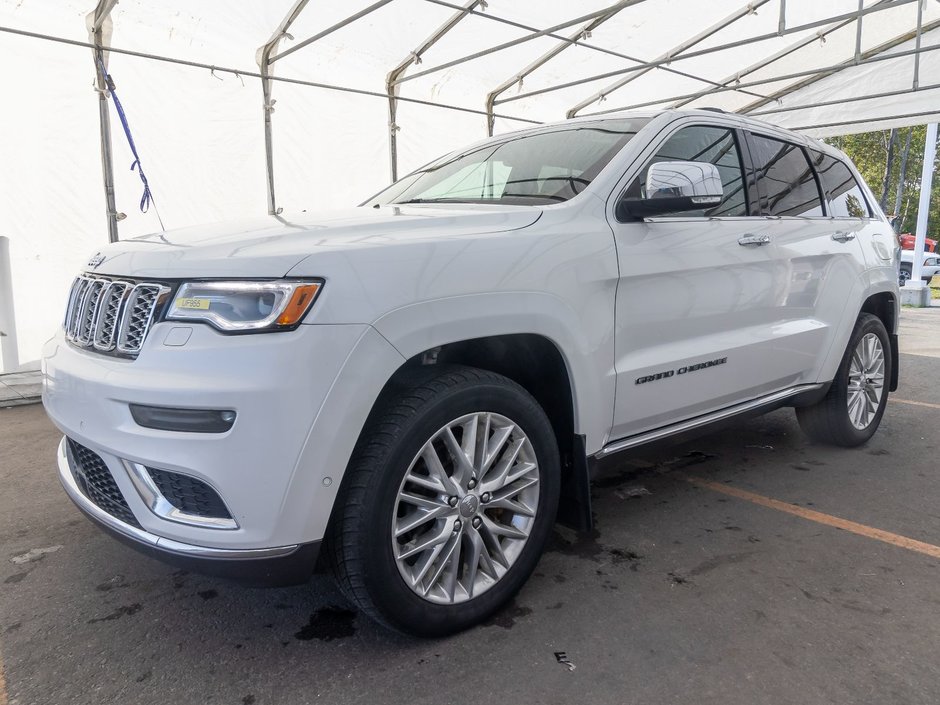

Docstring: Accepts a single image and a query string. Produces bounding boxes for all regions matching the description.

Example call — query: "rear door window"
[807,150,872,218]
[748,134,824,217]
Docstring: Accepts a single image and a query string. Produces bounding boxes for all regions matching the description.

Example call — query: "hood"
[88,205,541,279]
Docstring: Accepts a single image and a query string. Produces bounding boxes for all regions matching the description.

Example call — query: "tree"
[827,125,939,236]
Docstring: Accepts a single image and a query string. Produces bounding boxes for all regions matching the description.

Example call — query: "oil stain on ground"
[483,600,533,629]
[294,608,356,641]
[88,603,143,624]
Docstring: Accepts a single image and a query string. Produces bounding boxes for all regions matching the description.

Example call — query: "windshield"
[369,118,650,207]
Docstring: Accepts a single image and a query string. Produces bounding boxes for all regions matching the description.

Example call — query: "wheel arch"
[374,333,593,532]
[859,290,899,392]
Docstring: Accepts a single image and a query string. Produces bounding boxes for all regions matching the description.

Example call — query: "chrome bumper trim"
[57,438,299,560]
[596,384,824,459]
[122,459,239,531]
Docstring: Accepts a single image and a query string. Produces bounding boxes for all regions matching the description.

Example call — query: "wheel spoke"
[478,423,514,480]
[473,413,492,473]
[407,534,450,589]
[421,445,460,495]
[442,427,474,486]
[398,519,453,561]
[395,504,451,538]
[487,496,536,517]
[482,514,528,541]
[460,415,480,475]
[478,518,511,568]
[399,491,448,511]
[482,437,525,491]
[424,532,462,598]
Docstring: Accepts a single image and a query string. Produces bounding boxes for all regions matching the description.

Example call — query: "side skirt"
[594,384,825,460]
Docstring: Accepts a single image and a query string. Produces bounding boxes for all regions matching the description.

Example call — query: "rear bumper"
[57,437,320,585]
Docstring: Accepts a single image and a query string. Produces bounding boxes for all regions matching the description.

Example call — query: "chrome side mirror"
[618,160,724,219]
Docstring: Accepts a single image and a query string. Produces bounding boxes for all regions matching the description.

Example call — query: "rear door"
[606,121,788,441]
[745,132,869,386]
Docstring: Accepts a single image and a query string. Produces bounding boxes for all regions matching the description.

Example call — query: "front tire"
[796,313,891,447]
[327,364,560,637]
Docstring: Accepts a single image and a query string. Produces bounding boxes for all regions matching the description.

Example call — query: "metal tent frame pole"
[426,0,768,127]
[484,7,625,136]
[87,0,119,243]
[386,0,483,182]
[566,0,771,119]
[257,0,310,217]
[267,0,395,65]
[394,0,649,87]
[578,40,940,117]
[497,0,919,108]
[729,17,940,115]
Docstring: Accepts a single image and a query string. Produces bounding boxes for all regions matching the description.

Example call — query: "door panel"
[763,216,866,381]
[609,217,792,440]
[747,136,869,388]
[608,123,788,441]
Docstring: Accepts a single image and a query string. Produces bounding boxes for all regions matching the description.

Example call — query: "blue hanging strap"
[97,58,164,228]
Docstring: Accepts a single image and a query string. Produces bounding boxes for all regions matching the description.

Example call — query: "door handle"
[738,234,771,246]
[832,231,856,242]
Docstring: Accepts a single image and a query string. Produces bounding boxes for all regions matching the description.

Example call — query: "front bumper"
[58,438,320,585]
[43,320,406,555]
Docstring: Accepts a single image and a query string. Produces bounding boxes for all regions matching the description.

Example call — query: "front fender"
[371,292,614,454]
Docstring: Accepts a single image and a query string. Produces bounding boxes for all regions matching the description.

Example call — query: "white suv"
[43,109,899,636]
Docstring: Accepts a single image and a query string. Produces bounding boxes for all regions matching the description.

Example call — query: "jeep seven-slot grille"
[64,275,169,358]
[66,439,141,529]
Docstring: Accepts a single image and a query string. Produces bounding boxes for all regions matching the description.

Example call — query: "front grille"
[147,468,232,520]
[63,275,170,358]
[66,439,141,528]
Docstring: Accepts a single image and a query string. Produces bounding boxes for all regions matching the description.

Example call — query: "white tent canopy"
[0,0,938,367]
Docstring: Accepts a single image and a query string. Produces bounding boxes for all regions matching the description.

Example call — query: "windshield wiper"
[391,198,473,205]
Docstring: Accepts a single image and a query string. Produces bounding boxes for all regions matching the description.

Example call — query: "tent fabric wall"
[0,0,937,366]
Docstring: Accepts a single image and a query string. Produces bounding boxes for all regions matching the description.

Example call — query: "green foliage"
[826,126,939,236]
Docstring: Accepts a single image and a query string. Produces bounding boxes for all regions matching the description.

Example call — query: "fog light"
[129,404,237,433]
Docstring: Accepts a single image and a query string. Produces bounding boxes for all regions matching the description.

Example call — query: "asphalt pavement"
[2,310,940,705]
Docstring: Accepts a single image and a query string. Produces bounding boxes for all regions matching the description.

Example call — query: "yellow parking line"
[892,398,940,411]
[686,476,940,560]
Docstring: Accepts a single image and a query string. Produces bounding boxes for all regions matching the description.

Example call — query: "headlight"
[166,280,322,332]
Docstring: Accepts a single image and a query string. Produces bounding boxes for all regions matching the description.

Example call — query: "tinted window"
[748,134,823,217]
[371,118,650,206]
[625,125,747,217]
[808,150,871,218]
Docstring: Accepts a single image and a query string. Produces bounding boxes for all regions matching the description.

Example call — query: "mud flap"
[556,434,592,532]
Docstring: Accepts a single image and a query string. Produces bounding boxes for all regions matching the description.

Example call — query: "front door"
[607,123,786,441]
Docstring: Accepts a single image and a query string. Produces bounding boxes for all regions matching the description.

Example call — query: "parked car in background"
[44,109,899,636]
[898,249,940,285]
[899,233,937,252]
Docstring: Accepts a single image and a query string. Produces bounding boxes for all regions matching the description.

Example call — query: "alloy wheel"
[847,332,886,430]
[391,411,540,604]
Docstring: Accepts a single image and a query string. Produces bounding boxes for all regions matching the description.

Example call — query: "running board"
[594,384,824,459]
